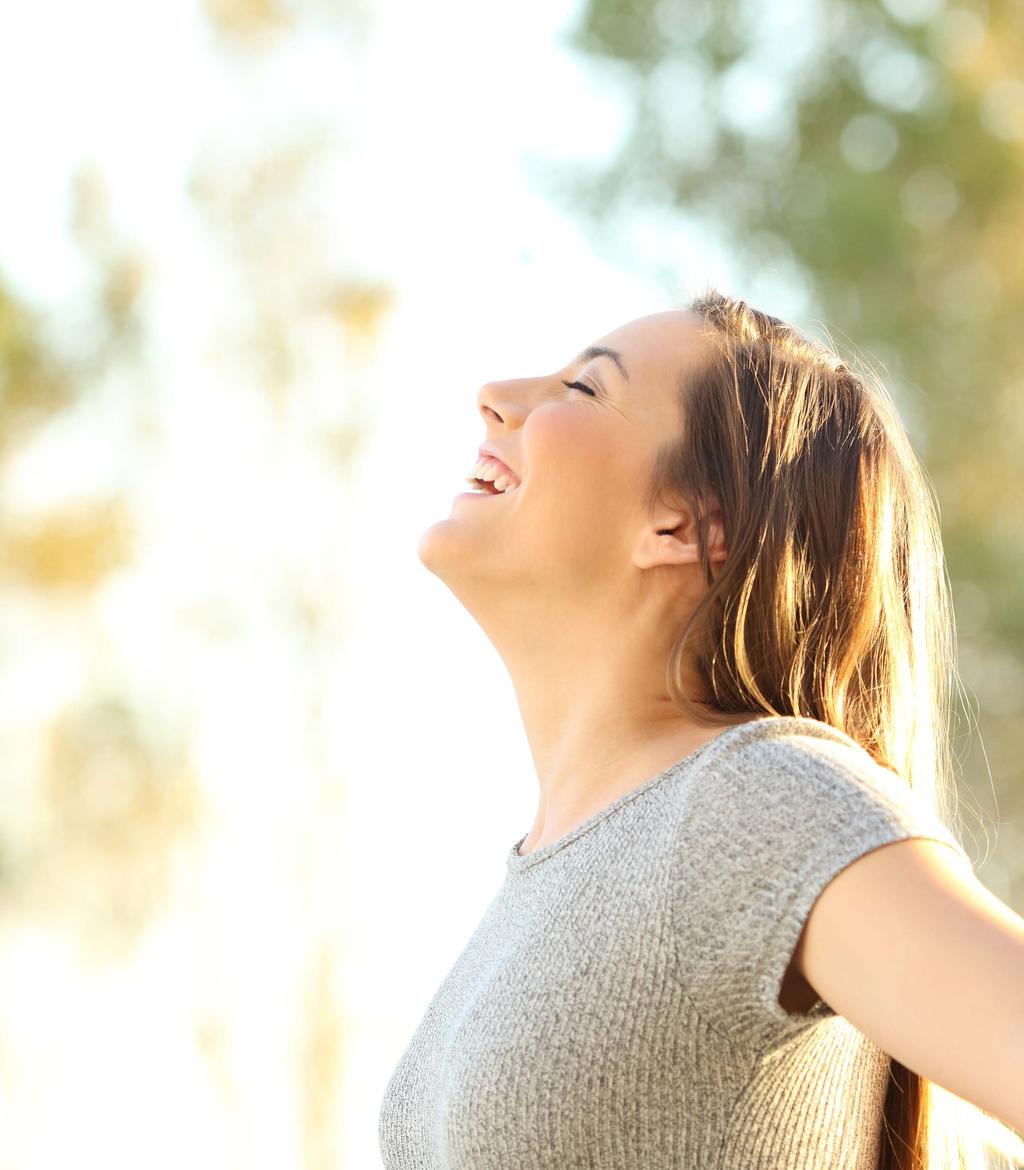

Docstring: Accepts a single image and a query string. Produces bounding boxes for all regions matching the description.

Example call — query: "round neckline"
[506,715,777,874]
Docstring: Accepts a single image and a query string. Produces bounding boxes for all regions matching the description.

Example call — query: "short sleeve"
[672,725,972,1047]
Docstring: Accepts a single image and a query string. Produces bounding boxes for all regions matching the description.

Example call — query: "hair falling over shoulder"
[647,287,1024,1170]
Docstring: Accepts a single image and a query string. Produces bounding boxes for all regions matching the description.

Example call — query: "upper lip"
[477,445,521,485]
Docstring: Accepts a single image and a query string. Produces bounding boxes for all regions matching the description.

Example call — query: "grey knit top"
[377,714,971,1170]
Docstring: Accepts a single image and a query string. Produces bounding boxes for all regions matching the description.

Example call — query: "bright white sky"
[0,1,809,1166]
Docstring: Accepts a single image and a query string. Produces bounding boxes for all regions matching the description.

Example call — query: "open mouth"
[464,454,522,496]
[468,478,503,495]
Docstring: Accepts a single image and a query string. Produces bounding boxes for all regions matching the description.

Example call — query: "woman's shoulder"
[703,713,878,772]
[688,712,932,825]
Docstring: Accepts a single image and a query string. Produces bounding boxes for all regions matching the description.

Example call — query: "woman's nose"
[477,380,512,423]
[476,377,538,423]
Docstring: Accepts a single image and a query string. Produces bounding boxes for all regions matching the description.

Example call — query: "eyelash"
[562,379,598,397]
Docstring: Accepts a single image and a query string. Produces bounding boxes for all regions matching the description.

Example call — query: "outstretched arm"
[792,836,1024,1136]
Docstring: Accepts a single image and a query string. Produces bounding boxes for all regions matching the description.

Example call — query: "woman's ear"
[632,505,728,572]
[703,506,728,563]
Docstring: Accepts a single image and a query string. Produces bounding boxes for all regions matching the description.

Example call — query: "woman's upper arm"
[796,836,1024,1135]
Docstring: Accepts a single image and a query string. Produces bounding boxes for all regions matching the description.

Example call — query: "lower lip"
[453,490,501,501]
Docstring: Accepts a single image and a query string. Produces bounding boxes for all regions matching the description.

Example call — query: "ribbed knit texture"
[378,713,971,1170]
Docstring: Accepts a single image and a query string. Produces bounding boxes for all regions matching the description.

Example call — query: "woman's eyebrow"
[573,346,630,383]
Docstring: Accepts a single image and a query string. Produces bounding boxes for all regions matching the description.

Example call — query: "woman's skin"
[418,309,1024,1137]
[417,309,761,856]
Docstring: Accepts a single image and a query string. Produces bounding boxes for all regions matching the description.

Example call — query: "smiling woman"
[385,288,1024,1170]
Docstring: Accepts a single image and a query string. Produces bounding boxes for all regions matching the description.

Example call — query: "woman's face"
[417,309,715,610]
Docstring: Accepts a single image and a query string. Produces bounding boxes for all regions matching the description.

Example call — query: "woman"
[378,290,1024,1169]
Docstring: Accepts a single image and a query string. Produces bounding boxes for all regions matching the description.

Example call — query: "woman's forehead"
[592,310,709,377]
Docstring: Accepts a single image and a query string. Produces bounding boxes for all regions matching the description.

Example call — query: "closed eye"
[562,379,598,397]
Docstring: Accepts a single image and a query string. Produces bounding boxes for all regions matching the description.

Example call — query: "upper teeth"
[464,456,521,494]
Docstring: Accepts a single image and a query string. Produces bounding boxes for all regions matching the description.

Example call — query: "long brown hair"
[647,287,1024,1170]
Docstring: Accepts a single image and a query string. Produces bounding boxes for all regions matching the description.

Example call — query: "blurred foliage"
[200,0,370,53]
[0,142,167,958]
[34,696,201,958]
[532,0,1024,897]
[0,497,135,594]
[299,944,345,1170]
[0,0,380,1162]
[187,125,336,400]
[0,279,80,460]
[0,176,187,941]
[322,279,398,357]
[67,164,150,371]
[202,0,298,45]
[179,8,395,1147]
[187,124,394,437]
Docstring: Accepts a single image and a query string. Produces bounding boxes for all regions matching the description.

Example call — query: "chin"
[416,526,442,573]
[415,517,463,577]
